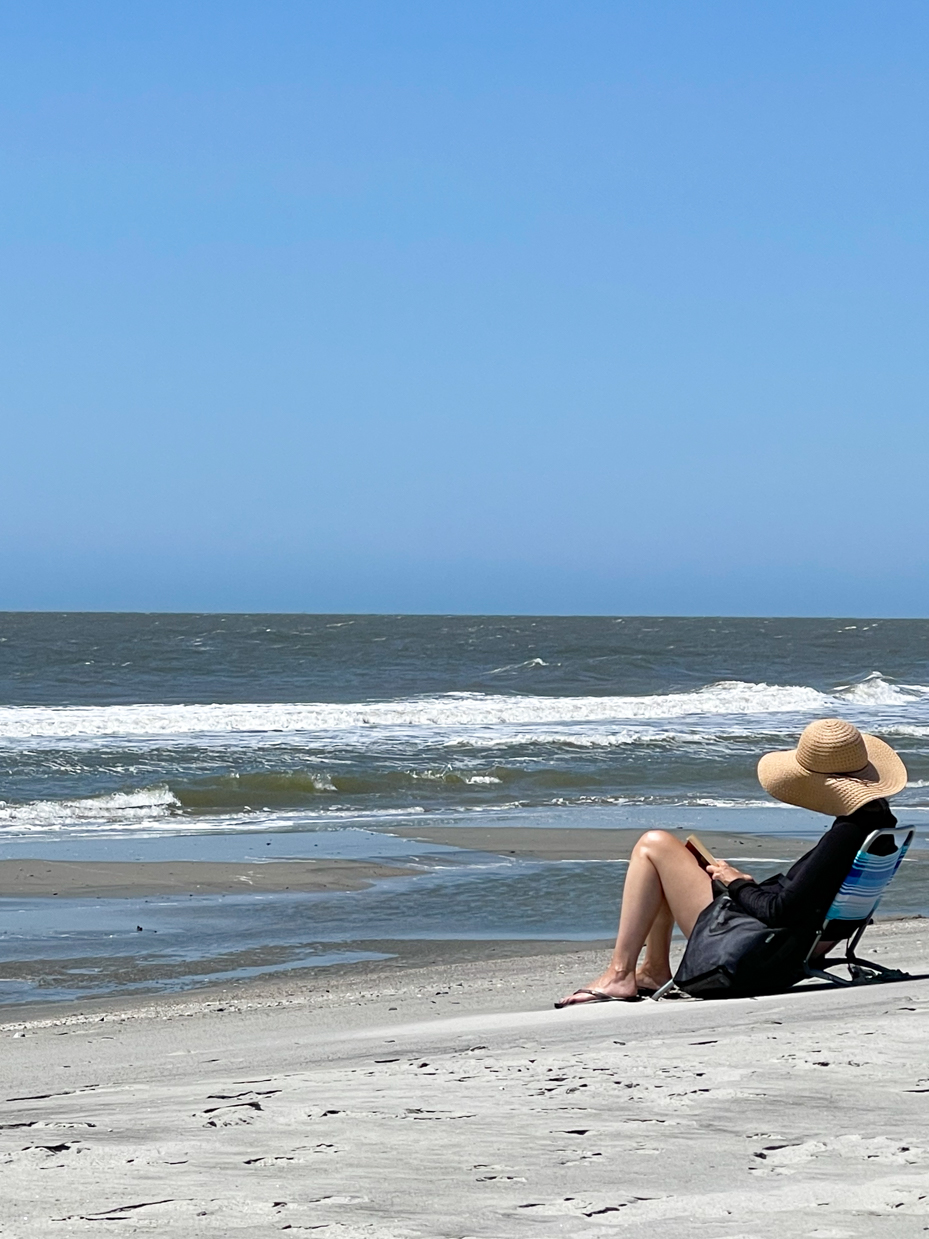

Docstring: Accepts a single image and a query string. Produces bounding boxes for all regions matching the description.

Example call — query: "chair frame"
[801,827,914,987]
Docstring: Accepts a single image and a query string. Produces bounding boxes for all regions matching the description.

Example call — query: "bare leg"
[636,895,674,992]
[559,831,713,1004]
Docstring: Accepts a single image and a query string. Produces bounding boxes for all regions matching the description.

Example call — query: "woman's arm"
[713,821,867,927]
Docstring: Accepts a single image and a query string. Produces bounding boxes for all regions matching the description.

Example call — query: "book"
[685,834,718,871]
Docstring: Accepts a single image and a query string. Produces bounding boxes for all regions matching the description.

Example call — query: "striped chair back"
[825,829,913,925]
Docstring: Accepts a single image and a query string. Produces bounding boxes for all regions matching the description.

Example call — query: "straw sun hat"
[757,718,907,816]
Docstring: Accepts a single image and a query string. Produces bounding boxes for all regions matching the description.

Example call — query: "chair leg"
[847,920,911,981]
[847,957,911,983]
[809,918,911,985]
[846,921,870,955]
[803,963,853,986]
[806,955,910,985]
[651,979,676,1000]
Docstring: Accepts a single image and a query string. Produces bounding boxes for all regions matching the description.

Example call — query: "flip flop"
[554,988,643,1009]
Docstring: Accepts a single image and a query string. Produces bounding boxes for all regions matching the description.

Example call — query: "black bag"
[672,894,811,998]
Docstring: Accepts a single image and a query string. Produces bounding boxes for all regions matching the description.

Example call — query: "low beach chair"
[802,827,914,986]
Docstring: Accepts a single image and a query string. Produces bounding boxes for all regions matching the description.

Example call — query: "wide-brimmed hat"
[757,718,907,816]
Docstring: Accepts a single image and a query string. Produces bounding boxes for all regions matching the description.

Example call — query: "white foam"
[0,680,842,744]
[488,658,551,674]
[684,798,787,808]
[407,769,503,785]
[441,726,765,750]
[834,671,926,706]
[0,794,436,837]
[0,786,180,832]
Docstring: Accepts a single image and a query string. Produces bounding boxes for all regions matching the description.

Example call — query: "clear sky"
[2,2,928,615]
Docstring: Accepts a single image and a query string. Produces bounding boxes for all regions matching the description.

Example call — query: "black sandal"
[554,988,643,1009]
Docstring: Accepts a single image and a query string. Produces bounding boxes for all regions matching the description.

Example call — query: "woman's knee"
[633,829,678,857]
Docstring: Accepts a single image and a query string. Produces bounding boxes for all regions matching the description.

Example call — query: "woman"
[556,718,907,1006]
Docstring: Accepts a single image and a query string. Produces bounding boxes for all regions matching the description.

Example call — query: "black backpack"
[672,894,813,998]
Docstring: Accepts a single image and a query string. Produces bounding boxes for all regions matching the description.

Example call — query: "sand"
[2,919,928,1237]
[386,825,813,863]
[0,859,419,898]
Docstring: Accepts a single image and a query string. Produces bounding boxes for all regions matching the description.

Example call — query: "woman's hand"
[706,860,754,887]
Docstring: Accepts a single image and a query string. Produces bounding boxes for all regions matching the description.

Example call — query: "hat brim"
[757,733,908,816]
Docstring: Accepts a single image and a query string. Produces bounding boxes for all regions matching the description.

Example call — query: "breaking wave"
[2,670,927,837]
[0,676,921,746]
[0,785,180,832]
[833,671,929,706]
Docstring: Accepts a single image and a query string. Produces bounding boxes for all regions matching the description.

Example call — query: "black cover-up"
[725,799,898,931]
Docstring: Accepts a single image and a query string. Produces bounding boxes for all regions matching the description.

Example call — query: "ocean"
[1,613,927,1005]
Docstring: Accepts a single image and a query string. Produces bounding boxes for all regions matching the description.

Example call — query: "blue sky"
[2,1,928,615]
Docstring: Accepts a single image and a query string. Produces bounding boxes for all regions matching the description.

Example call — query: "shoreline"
[0,826,815,899]
[1,830,925,1016]
[1,832,926,1015]
[0,936,618,1030]
[2,914,924,1031]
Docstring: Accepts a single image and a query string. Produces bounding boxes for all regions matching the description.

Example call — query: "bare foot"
[557,967,638,1006]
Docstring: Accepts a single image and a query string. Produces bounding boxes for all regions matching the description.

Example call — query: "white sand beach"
[2,919,928,1237]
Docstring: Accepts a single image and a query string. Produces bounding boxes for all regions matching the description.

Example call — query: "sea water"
[1,614,927,1003]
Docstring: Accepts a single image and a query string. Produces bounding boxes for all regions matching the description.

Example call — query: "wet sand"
[0,858,419,898]
[0,831,808,902]
[387,823,812,862]
[1,919,927,1237]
